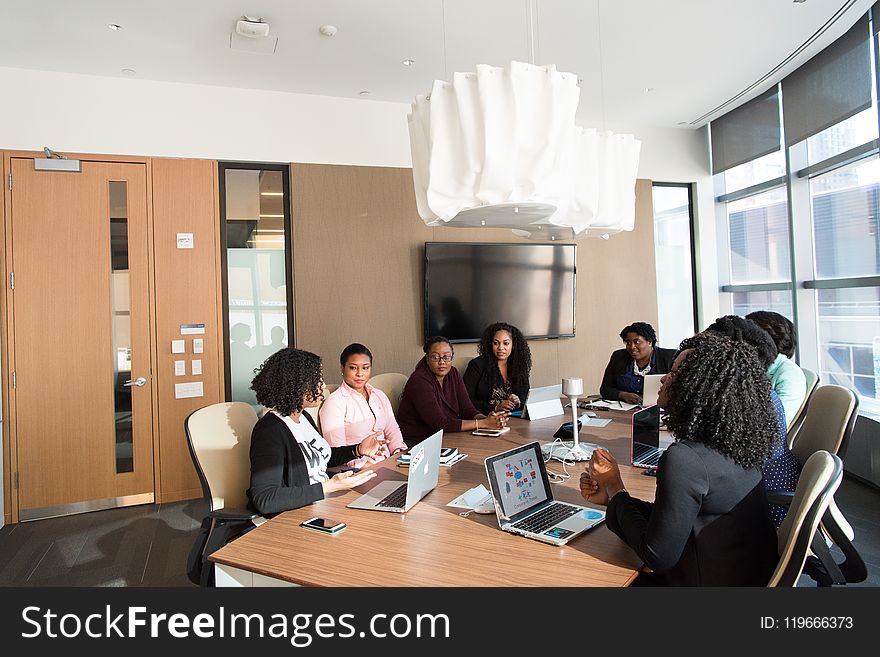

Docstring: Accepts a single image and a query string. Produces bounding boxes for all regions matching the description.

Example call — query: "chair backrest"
[769,451,842,587]
[785,367,819,446]
[303,384,338,432]
[185,402,258,512]
[369,373,408,415]
[789,384,858,465]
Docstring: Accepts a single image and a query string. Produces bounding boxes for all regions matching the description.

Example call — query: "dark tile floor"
[0,476,877,587]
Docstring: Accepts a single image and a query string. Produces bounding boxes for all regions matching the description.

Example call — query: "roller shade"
[710,87,781,175]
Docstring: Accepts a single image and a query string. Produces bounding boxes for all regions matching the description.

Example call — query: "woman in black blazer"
[599,321,676,404]
[463,322,531,414]
[247,348,384,517]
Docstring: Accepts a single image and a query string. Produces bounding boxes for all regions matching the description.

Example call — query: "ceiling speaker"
[236,19,270,38]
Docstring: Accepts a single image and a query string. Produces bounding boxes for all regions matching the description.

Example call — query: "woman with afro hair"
[580,334,779,586]
[247,348,384,517]
[463,322,532,414]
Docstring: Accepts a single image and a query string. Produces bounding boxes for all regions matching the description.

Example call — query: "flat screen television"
[425,242,576,342]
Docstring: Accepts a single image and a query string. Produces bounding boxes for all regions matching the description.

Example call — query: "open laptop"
[631,405,665,468]
[641,374,663,407]
[484,442,605,546]
[347,430,442,513]
[521,384,564,420]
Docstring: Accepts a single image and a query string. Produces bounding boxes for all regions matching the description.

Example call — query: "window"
[652,183,697,347]
[220,163,293,405]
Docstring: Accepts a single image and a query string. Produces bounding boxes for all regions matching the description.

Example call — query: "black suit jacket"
[247,411,358,517]
[599,346,677,400]
[462,355,530,415]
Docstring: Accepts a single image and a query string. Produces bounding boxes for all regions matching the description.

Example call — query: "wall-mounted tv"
[425,242,576,343]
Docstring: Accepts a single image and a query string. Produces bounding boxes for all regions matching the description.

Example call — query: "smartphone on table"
[300,517,347,534]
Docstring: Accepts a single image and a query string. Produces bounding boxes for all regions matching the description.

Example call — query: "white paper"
[174,360,186,376]
[580,416,612,428]
[191,359,202,375]
[180,323,205,335]
[174,381,204,399]
[176,233,194,249]
[596,399,639,411]
[447,484,492,509]
[171,339,185,354]
[192,338,204,354]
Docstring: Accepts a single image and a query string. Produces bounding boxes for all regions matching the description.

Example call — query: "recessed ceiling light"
[677,121,688,126]
[319,24,338,37]
[108,24,122,31]
[121,68,136,76]
[402,59,415,67]
[793,0,807,4]
[644,87,654,93]
[359,90,371,96]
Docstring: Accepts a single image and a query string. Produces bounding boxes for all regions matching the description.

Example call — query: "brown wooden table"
[210,410,657,587]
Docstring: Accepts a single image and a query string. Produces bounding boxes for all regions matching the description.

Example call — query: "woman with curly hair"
[599,321,677,405]
[247,348,383,517]
[580,334,779,586]
[746,310,807,427]
[463,322,532,414]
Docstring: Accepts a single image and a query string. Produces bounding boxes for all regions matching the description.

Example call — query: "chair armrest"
[210,508,260,522]
[766,490,794,507]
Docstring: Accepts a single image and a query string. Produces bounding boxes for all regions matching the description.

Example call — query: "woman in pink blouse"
[319,343,408,468]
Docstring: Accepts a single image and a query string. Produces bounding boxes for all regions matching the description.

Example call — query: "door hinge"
[9,271,13,290]
[14,472,19,489]
[12,371,16,389]
[7,173,10,191]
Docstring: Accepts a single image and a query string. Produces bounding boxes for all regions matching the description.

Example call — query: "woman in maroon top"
[397,336,508,446]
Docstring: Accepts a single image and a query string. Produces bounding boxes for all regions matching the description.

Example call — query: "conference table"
[210,408,661,587]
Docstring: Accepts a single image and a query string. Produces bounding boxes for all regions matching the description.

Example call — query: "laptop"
[521,384,564,420]
[641,374,663,407]
[484,442,605,546]
[631,405,665,468]
[347,430,442,513]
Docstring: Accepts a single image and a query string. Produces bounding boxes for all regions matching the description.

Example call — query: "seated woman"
[746,310,807,428]
[319,343,407,468]
[580,334,779,586]
[463,322,531,414]
[703,315,801,526]
[599,322,676,404]
[247,347,382,517]
[397,336,507,446]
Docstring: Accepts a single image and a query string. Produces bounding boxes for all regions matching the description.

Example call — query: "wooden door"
[9,158,154,519]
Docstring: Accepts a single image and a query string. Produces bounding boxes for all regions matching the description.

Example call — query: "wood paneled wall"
[151,158,223,503]
[291,165,658,395]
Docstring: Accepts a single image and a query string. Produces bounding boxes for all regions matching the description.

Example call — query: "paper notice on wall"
[171,340,185,354]
[174,360,186,376]
[192,338,204,354]
[175,382,204,399]
[180,323,205,335]
[176,233,194,249]
[191,359,202,375]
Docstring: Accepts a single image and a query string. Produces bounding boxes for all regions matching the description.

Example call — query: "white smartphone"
[472,427,511,437]
[300,517,347,534]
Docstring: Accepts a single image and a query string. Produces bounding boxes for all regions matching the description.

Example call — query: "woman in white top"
[320,343,407,468]
[247,348,382,517]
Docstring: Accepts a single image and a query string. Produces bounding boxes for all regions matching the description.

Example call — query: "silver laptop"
[347,430,442,513]
[484,442,605,546]
[641,374,663,407]
[631,405,665,468]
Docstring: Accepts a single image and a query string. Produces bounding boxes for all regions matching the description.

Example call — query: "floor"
[0,476,877,587]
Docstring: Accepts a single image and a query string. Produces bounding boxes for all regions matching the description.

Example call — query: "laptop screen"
[632,405,661,454]
[486,442,551,519]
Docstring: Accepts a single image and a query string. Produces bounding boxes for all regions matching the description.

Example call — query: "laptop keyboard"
[375,484,408,508]
[511,502,579,533]
[633,446,662,467]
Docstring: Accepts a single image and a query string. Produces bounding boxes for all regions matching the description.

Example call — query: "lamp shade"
[408,61,641,239]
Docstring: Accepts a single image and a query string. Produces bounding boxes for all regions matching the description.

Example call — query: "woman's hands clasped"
[494,394,521,413]
[579,447,626,506]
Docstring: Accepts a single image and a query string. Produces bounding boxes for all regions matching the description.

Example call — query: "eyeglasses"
[428,354,453,363]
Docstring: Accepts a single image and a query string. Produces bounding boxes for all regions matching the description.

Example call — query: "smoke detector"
[236,16,270,38]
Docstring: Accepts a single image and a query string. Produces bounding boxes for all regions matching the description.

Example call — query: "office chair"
[303,383,338,432]
[185,402,262,586]
[769,451,842,586]
[369,373,408,415]
[785,367,818,445]
[785,367,819,448]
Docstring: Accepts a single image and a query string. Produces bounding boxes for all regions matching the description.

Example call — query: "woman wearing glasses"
[397,336,508,446]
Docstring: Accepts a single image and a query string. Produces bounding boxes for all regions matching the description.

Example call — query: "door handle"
[124,377,147,387]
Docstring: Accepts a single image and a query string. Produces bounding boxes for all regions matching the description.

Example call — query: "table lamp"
[544,377,593,462]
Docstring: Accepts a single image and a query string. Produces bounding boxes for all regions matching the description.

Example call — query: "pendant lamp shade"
[408,61,641,239]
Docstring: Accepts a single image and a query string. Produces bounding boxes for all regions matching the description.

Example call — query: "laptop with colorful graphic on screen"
[484,442,605,546]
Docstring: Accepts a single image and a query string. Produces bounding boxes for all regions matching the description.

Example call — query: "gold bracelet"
[475,418,480,430]
[354,442,361,457]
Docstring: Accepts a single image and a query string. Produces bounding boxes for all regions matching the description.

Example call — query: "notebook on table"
[641,374,663,407]
[484,442,605,546]
[631,405,665,468]
[347,430,442,513]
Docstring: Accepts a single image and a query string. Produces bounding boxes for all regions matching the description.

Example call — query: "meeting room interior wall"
[291,163,659,395]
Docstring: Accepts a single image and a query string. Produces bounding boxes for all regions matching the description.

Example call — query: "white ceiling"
[0,0,872,130]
